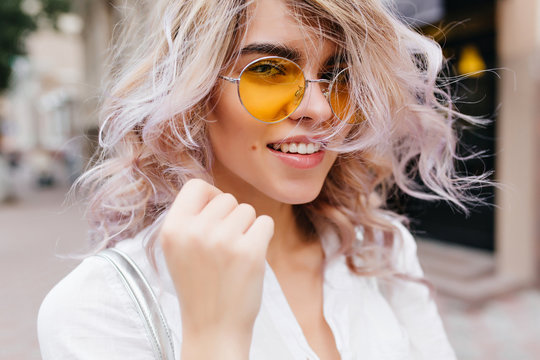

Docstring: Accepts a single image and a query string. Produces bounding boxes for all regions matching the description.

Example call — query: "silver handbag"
[96,248,176,360]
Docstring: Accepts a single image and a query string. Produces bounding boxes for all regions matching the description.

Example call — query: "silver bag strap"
[96,248,176,360]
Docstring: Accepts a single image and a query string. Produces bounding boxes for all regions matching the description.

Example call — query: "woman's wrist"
[181,328,252,360]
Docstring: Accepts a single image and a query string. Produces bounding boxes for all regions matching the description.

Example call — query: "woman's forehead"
[241,0,338,63]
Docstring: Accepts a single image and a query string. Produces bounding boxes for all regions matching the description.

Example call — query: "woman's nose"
[288,80,334,123]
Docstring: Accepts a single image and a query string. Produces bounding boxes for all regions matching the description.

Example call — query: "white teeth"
[288,143,298,153]
[272,142,322,154]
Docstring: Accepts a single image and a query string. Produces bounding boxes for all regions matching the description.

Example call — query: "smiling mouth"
[267,142,323,154]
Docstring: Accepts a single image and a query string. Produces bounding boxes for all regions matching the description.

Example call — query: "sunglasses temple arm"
[219,75,240,83]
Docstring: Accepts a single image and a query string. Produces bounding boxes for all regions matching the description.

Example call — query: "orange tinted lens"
[329,68,362,124]
[238,58,305,123]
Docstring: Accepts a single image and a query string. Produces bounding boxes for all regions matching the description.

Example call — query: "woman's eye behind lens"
[246,60,287,78]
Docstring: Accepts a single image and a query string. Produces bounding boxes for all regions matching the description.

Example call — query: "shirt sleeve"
[37,256,158,360]
[380,221,458,360]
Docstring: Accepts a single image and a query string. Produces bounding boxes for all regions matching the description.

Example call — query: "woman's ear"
[204,82,224,123]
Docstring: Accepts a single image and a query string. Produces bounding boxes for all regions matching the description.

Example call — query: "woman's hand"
[160,179,274,358]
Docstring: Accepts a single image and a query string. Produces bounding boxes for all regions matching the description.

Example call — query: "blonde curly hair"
[76,0,488,281]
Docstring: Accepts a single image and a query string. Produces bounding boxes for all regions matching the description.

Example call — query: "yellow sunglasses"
[220,56,361,124]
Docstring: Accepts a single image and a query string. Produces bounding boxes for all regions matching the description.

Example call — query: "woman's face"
[207,0,344,205]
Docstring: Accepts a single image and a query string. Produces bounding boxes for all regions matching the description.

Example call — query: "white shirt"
[38,222,457,359]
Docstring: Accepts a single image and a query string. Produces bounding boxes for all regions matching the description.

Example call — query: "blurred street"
[0,185,88,360]
[1,185,540,360]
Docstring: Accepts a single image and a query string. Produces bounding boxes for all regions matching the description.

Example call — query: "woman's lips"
[266,146,325,169]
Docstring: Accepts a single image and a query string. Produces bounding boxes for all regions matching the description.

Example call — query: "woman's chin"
[265,184,323,205]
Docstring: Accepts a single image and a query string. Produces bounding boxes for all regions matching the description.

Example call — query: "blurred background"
[0,0,538,359]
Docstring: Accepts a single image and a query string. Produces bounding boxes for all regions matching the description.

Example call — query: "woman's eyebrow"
[324,53,347,68]
[239,43,302,62]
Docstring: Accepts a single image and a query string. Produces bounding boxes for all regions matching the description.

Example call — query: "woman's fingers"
[243,214,274,252]
[221,203,257,235]
[169,178,223,217]
[162,179,223,242]
[198,193,239,222]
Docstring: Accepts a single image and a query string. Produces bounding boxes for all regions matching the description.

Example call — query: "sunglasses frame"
[220,56,350,124]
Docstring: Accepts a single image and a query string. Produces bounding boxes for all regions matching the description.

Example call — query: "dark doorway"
[395,1,497,251]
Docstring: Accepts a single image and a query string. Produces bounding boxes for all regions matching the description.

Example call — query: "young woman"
[38,0,482,358]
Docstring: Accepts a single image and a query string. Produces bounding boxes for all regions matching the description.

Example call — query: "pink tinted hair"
[74,0,490,286]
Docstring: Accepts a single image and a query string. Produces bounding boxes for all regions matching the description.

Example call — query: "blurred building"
[74,0,151,158]
[398,0,539,301]
[495,0,540,292]
[0,13,85,191]
[78,0,539,301]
